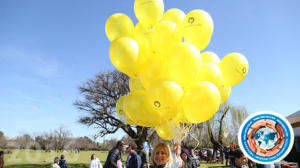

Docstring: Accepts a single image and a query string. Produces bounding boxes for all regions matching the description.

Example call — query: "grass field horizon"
[3,149,114,167]
[2,149,227,168]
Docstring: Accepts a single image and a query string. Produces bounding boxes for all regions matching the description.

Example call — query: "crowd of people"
[47,140,202,168]
[0,142,291,168]
[97,140,280,168]
[99,140,201,168]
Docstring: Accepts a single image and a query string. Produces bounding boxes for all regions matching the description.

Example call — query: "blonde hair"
[150,143,173,166]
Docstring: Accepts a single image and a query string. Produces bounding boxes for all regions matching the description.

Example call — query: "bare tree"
[15,134,33,149]
[44,132,55,151]
[228,106,248,140]
[0,131,7,148]
[190,123,212,149]
[35,135,47,150]
[101,138,118,151]
[205,104,248,162]
[73,136,97,150]
[121,135,135,146]
[74,70,150,147]
[54,126,72,151]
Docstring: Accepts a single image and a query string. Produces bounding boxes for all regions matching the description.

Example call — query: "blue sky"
[0,0,300,141]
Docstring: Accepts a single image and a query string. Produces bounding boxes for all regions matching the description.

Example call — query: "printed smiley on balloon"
[181,9,214,51]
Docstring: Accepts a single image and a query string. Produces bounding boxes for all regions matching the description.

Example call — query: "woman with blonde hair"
[150,143,173,168]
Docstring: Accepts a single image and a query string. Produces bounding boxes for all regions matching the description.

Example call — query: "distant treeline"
[0,126,128,151]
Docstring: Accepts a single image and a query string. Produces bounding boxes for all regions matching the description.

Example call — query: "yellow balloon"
[134,0,164,28]
[184,35,211,52]
[152,21,180,55]
[181,10,214,51]
[140,54,170,89]
[161,8,186,26]
[116,95,136,125]
[166,42,202,87]
[196,62,223,88]
[124,90,162,127]
[147,80,183,119]
[182,81,221,123]
[219,85,231,104]
[105,13,134,41]
[129,78,145,91]
[219,53,249,86]
[109,37,140,78]
[201,51,220,65]
[134,22,154,51]
[133,49,152,75]
[173,103,188,124]
[156,120,178,140]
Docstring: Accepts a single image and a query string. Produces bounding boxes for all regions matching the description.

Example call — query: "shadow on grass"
[5,163,89,168]
[209,166,230,168]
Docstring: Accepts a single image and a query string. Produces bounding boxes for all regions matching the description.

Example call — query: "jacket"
[59,159,68,168]
[137,150,148,167]
[126,152,142,168]
[103,147,122,168]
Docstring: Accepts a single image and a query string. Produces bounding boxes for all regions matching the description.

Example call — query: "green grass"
[3,149,128,167]
[5,163,228,168]
[200,162,228,168]
[5,163,89,168]
[3,149,229,168]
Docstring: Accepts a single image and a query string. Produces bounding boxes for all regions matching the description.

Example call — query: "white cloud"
[0,46,59,79]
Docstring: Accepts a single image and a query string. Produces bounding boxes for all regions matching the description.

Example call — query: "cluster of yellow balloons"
[106,0,249,140]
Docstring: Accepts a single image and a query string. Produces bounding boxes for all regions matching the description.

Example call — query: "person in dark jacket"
[59,155,68,168]
[228,148,234,166]
[103,140,126,168]
[223,146,230,166]
[137,145,148,168]
[181,149,198,168]
[126,143,142,168]
[0,151,4,168]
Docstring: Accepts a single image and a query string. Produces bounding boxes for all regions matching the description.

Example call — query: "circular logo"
[242,67,247,74]
[154,101,161,108]
[238,111,294,164]
[188,17,195,24]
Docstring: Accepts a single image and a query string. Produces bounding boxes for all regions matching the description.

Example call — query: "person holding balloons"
[150,143,173,168]
[170,143,183,168]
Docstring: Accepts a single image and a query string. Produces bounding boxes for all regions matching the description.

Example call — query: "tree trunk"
[220,148,224,164]
[207,120,223,162]
[132,126,149,148]
[213,145,217,162]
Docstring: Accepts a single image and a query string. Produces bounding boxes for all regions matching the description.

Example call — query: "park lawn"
[3,149,127,167]
[4,163,228,168]
[200,162,228,168]
[3,149,228,168]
